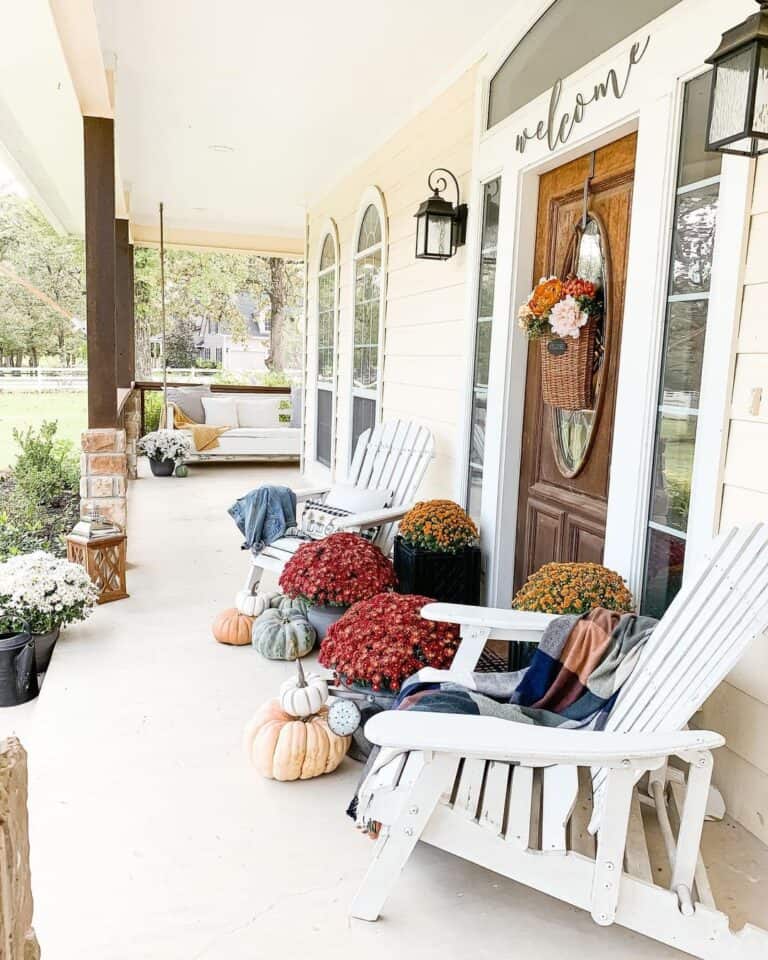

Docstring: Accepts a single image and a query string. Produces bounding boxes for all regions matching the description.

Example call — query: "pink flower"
[548,295,589,339]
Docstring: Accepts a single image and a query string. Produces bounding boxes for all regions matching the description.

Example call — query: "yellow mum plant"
[512,562,634,615]
[399,500,478,554]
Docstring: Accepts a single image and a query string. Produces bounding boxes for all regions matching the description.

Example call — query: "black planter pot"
[394,536,481,605]
[33,625,60,673]
[0,629,39,706]
[149,458,175,477]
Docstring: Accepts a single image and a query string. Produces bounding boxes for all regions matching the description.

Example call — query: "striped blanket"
[395,607,657,730]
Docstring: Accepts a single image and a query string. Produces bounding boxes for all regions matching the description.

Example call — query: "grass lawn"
[0,390,87,469]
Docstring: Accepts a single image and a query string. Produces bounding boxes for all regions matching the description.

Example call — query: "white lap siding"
[304,67,476,498]
[699,159,768,845]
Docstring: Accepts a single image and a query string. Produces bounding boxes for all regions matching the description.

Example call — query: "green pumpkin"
[272,594,310,617]
[252,609,316,660]
[175,464,189,478]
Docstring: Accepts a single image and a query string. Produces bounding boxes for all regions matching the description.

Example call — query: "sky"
[0,153,26,198]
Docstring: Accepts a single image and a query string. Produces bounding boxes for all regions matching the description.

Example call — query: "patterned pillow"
[299,500,378,542]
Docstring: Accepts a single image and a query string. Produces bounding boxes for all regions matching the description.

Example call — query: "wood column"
[84,116,117,427]
[115,218,135,387]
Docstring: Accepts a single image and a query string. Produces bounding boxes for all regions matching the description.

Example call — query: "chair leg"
[243,560,263,595]
[350,752,455,922]
[591,766,635,926]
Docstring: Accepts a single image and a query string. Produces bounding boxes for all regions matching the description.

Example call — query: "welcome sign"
[515,36,651,155]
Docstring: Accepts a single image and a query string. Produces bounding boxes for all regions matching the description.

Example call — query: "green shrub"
[0,421,80,560]
[143,391,163,432]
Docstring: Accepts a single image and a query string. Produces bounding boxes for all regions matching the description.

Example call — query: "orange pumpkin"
[212,607,253,646]
[243,699,350,781]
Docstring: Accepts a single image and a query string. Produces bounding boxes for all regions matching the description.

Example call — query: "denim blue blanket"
[228,485,297,552]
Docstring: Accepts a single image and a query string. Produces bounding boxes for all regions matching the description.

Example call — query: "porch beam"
[115,218,135,387]
[83,115,117,427]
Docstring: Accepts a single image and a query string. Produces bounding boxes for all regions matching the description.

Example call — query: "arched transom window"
[351,195,386,453]
[316,232,337,469]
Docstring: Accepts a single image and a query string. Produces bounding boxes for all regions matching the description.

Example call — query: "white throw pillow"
[323,484,392,513]
[237,397,282,428]
[201,397,238,427]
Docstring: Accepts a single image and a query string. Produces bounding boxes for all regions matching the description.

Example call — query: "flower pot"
[33,625,60,673]
[0,629,39,706]
[149,457,175,477]
[394,537,481,605]
[539,315,597,411]
[307,604,348,639]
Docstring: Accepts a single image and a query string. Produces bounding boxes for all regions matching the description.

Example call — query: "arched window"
[351,189,387,454]
[487,0,681,129]
[315,228,338,469]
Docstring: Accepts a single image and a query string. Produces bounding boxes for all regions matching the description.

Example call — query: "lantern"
[706,0,768,157]
[414,168,468,260]
[67,513,128,605]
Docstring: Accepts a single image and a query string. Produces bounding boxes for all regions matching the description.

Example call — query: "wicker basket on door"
[539,315,597,411]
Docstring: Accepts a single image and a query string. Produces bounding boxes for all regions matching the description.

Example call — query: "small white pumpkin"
[279,659,329,718]
[235,589,281,617]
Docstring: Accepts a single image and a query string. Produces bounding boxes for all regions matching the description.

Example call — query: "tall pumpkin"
[243,699,350,781]
[212,608,253,646]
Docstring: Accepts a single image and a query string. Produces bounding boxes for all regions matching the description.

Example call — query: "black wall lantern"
[414,168,468,260]
[706,0,768,157]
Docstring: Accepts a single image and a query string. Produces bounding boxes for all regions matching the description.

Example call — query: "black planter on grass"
[393,536,481,606]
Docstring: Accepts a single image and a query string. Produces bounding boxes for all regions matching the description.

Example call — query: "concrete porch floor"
[2,461,767,959]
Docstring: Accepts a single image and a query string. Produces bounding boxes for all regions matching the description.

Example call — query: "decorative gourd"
[275,594,310,617]
[243,699,350,780]
[252,608,316,660]
[279,659,329,718]
[212,607,253,646]
[234,589,281,617]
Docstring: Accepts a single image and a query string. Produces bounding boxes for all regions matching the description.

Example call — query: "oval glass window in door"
[552,215,611,478]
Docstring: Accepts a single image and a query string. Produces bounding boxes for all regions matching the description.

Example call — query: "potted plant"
[510,560,635,669]
[138,429,192,477]
[395,500,481,605]
[517,275,603,410]
[319,592,459,760]
[0,551,99,673]
[279,532,397,638]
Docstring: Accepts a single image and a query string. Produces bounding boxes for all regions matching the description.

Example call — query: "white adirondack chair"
[351,524,768,959]
[244,419,434,592]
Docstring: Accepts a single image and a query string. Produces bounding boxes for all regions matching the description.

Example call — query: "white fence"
[0,367,301,392]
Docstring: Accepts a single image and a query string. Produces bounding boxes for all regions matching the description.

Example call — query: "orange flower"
[512,562,634,615]
[400,499,478,554]
[528,277,564,317]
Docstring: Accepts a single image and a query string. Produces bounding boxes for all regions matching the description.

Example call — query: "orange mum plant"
[512,562,634,615]
[399,500,479,555]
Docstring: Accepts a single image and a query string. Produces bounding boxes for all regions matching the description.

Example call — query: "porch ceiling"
[93,0,513,242]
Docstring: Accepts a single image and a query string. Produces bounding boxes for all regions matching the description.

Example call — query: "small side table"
[66,532,129,604]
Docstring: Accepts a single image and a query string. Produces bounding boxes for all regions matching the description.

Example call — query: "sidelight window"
[640,71,722,618]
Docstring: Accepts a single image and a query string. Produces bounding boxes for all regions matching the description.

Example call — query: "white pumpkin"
[235,589,281,617]
[279,659,329,718]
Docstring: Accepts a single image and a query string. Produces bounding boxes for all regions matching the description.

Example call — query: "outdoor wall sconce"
[414,168,468,260]
[706,0,768,157]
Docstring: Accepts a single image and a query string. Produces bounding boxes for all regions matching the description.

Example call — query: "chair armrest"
[364,712,724,769]
[333,505,410,530]
[421,604,557,634]
[294,486,331,502]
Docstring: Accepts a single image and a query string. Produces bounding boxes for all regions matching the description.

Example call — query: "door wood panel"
[514,133,637,593]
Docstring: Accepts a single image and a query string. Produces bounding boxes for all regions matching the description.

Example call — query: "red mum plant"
[279,532,396,607]
[319,593,459,693]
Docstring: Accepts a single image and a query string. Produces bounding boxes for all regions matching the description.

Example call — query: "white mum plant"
[0,552,99,635]
[138,429,192,464]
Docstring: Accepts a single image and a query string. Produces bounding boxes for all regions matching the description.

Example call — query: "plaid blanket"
[395,607,657,730]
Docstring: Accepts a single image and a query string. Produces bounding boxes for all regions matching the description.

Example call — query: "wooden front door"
[514,133,637,592]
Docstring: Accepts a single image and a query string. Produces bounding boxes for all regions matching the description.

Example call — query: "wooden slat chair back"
[349,420,434,556]
[590,524,768,828]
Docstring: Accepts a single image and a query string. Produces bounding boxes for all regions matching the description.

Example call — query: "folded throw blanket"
[348,607,656,827]
[228,485,297,552]
[171,404,229,452]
